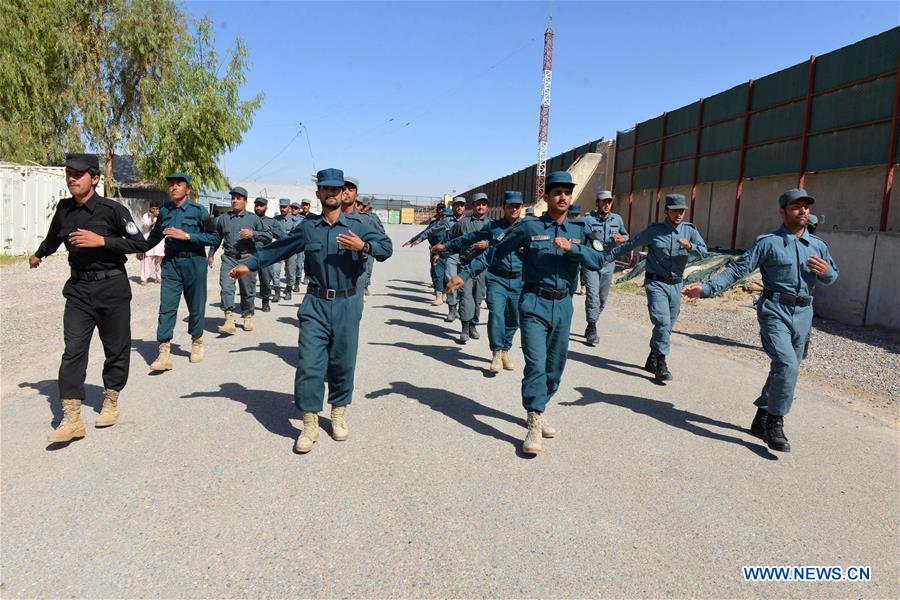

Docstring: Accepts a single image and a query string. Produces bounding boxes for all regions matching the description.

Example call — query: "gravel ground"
[1,229,898,597]
[600,278,900,423]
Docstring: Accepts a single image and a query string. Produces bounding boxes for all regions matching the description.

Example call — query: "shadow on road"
[277,315,300,327]
[372,304,443,319]
[673,330,761,351]
[385,284,429,295]
[231,342,296,368]
[369,341,488,371]
[372,292,427,304]
[384,318,454,339]
[367,381,530,455]
[182,382,300,440]
[561,386,775,459]
[389,279,431,288]
[567,350,656,383]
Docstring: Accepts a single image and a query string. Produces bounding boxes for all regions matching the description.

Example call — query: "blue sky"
[184,1,896,196]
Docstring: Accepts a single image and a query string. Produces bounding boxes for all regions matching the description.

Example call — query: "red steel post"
[798,56,818,188]
[654,112,669,221]
[880,58,900,232]
[731,80,755,249]
[689,99,705,219]
[627,123,640,230]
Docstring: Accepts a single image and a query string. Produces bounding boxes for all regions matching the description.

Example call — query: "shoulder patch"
[124,220,139,235]
[592,239,604,252]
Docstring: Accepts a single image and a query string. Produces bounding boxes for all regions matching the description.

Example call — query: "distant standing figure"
[140,200,165,284]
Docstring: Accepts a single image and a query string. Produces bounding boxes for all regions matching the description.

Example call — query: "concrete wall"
[814,230,900,329]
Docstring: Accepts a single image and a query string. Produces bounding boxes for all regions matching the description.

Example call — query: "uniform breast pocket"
[770,258,795,280]
[305,242,323,253]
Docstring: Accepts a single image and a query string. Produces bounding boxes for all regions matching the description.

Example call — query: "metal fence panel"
[702,83,749,124]
[637,115,664,143]
[745,139,802,178]
[811,75,896,132]
[664,131,697,161]
[751,62,808,109]
[807,122,892,171]
[700,119,743,154]
[662,159,694,186]
[814,27,900,92]
[747,101,804,144]
[666,102,700,134]
[697,151,740,183]
[635,141,661,167]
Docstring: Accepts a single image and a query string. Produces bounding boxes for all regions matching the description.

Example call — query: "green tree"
[0,0,81,164]
[132,17,264,193]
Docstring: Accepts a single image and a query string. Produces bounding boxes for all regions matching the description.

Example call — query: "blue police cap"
[290,200,301,208]
[568,204,582,214]
[254,197,268,206]
[344,176,359,189]
[665,194,688,210]
[317,168,344,187]
[472,192,489,203]
[66,153,100,173]
[279,198,291,207]
[544,171,576,190]
[301,199,311,206]
[229,186,248,199]
[596,190,613,201]
[452,196,466,205]
[525,207,535,215]
[503,191,523,205]
[166,172,192,187]
[779,188,815,208]
[807,213,818,226]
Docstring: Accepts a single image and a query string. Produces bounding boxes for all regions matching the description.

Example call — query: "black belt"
[523,282,569,300]
[224,251,254,259]
[168,251,204,259]
[489,267,521,279]
[70,268,125,282]
[646,273,683,285]
[762,289,812,307]
[307,285,357,300]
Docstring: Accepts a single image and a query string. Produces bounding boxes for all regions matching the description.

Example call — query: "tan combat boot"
[500,350,515,371]
[242,313,254,332]
[294,412,319,453]
[523,411,543,455]
[541,414,557,438]
[490,351,503,373]
[190,337,204,363]
[95,389,119,427]
[48,399,85,443]
[218,310,237,335]
[150,342,173,371]
[330,405,349,441]
[430,291,444,306]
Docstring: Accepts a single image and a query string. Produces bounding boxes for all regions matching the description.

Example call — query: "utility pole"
[535,16,554,202]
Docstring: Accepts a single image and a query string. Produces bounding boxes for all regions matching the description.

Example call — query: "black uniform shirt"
[35,192,148,271]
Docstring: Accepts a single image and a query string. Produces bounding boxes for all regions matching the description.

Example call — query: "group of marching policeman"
[32,154,836,456]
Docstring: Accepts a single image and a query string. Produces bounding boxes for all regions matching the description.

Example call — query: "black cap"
[65,153,99,173]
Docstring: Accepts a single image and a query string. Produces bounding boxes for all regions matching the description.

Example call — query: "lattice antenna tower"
[535,16,554,201]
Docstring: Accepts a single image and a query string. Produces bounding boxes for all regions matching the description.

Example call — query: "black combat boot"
[261,298,271,312]
[468,321,479,340]
[458,321,469,344]
[644,351,657,374]
[750,407,767,438]
[763,414,791,452]
[272,287,280,302]
[293,281,301,292]
[445,304,458,323]
[654,354,672,382]
[585,322,599,346]
[283,286,292,301]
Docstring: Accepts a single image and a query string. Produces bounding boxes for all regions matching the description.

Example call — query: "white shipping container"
[0,163,104,255]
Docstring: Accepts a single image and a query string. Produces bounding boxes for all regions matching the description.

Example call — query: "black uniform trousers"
[59,272,132,399]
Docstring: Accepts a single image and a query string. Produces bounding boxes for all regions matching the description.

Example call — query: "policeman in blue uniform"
[342,176,385,300]
[446,193,490,343]
[683,189,838,452]
[567,204,586,295]
[229,168,393,454]
[207,187,272,333]
[583,190,629,345]
[273,199,299,300]
[447,172,602,455]
[524,207,536,218]
[440,197,467,321]
[604,193,708,383]
[404,202,451,305]
[252,197,283,312]
[31,154,149,443]
[435,190,524,372]
[289,200,306,292]
[145,173,220,371]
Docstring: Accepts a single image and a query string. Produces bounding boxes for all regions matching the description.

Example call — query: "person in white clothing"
[140,200,165,284]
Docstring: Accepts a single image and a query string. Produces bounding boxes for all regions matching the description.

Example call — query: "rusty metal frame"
[731,80,755,248]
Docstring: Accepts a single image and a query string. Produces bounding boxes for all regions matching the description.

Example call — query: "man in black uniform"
[29,154,148,443]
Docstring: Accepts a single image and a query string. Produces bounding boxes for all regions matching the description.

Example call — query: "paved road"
[2,225,897,598]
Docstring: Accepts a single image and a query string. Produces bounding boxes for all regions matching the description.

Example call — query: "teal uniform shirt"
[700,225,838,416]
[242,212,393,412]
